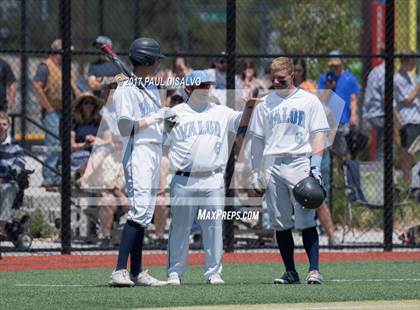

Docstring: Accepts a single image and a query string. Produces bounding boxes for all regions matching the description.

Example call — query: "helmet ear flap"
[144,55,156,66]
[130,55,156,66]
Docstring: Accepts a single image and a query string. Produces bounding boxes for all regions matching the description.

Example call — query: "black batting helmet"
[292,176,325,209]
[129,37,165,66]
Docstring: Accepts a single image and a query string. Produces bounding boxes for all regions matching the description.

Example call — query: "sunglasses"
[272,75,289,82]
[195,83,211,89]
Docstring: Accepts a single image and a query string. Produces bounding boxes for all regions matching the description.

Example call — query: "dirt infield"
[140,300,420,310]
[1,250,419,272]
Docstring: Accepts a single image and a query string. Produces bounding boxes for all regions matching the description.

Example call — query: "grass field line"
[329,278,420,282]
[140,300,420,310]
[15,284,98,287]
[12,277,420,287]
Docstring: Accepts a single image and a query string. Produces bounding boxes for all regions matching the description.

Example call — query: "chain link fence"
[0,0,419,254]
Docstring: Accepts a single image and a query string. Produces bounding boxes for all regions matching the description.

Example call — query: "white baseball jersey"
[165,102,241,172]
[249,88,329,156]
[113,79,163,144]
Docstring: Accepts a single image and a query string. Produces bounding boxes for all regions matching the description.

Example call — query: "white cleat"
[167,272,181,286]
[306,270,323,284]
[207,273,225,285]
[108,269,135,287]
[132,270,167,287]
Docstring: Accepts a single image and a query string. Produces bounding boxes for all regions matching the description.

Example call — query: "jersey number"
[214,142,222,154]
[295,132,304,145]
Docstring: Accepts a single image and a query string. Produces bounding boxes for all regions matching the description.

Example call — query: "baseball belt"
[175,167,223,178]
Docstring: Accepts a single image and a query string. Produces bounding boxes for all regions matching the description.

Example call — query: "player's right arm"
[248,102,266,193]
[309,96,330,184]
[113,84,167,137]
[249,103,266,172]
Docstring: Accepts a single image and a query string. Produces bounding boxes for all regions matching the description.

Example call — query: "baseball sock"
[129,222,145,277]
[302,226,319,271]
[276,229,296,272]
[116,220,142,272]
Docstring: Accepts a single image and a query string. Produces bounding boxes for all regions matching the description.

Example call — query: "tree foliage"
[270,0,362,55]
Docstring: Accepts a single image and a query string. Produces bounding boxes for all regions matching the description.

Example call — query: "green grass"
[1,261,419,309]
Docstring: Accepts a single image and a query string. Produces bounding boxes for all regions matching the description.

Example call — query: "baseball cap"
[185,70,215,86]
[328,50,343,66]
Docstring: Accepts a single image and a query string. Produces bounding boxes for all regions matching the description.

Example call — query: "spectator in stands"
[213,54,228,90]
[33,39,81,188]
[394,51,420,182]
[89,36,121,99]
[71,93,112,186]
[154,156,169,247]
[98,135,128,247]
[294,58,338,245]
[318,50,360,159]
[293,58,316,93]
[205,53,241,106]
[0,112,25,237]
[172,54,192,79]
[239,58,266,99]
[362,53,386,160]
[0,58,16,112]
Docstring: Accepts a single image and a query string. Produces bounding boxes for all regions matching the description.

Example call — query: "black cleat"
[274,271,300,284]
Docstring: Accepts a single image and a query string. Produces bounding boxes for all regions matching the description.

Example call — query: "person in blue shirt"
[318,50,361,159]
[318,50,360,127]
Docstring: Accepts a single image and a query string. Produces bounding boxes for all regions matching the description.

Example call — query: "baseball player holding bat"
[250,57,329,284]
[164,70,256,285]
[108,37,169,287]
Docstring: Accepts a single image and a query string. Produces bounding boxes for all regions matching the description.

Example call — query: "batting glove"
[251,171,266,195]
[163,109,180,132]
[310,166,323,187]
[144,108,168,126]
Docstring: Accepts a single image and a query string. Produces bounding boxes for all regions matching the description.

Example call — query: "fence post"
[383,0,394,252]
[60,0,72,255]
[98,0,104,35]
[134,0,140,39]
[224,0,236,252]
[20,0,28,147]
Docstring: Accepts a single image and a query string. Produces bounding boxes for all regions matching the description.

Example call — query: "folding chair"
[341,160,410,243]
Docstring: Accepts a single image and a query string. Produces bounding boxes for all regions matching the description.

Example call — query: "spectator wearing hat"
[33,39,81,188]
[318,50,361,159]
[71,93,112,186]
[89,36,121,99]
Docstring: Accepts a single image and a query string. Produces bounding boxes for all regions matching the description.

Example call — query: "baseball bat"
[96,43,161,108]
